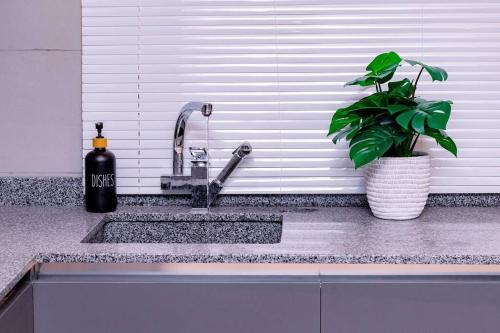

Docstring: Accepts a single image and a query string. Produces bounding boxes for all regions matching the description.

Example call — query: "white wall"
[82,0,500,194]
[0,0,82,176]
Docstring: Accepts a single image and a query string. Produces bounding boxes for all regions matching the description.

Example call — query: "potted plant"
[328,51,457,220]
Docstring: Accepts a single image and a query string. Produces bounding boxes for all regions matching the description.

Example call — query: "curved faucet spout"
[173,102,212,175]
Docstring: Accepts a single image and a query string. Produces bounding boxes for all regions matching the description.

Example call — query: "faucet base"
[208,180,223,206]
[160,175,191,194]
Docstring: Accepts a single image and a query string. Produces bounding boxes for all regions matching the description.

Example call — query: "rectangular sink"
[83,212,283,244]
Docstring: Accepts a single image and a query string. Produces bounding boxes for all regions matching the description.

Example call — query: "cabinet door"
[0,283,33,333]
[34,277,320,333]
[321,278,500,333]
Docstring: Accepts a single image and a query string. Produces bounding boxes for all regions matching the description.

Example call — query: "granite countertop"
[3,205,500,299]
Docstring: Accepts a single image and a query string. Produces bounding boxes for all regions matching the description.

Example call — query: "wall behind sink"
[1,1,499,198]
[82,0,500,195]
[0,0,82,176]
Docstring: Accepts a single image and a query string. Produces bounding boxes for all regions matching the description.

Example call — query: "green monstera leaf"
[328,112,360,136]
[331,125,357,144]
[405,59,448,81]
[327,92,389,136]
[367,51,402,74]
[346,51,402,87]
[425,128,458,156]
[337,92,389,113]
[394,100,452,134]
[345,70,395,87]
[388,79,413,98]
[348,125,406,169]
[331,116,378,144]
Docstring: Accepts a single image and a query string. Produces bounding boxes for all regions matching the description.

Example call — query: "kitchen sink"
[83,212,283,244]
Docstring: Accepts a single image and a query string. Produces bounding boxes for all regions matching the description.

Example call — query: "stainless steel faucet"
[161,102,252,208]
[173,102,213,175]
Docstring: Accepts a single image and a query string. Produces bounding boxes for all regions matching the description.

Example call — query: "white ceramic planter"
[365,153,431,220]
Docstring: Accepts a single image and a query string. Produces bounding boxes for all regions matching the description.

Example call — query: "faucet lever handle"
[189,147,208,162]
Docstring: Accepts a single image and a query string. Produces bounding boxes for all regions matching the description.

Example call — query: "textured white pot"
[365,153,431,220]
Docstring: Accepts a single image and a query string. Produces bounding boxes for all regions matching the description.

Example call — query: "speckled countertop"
[3,205,500,299]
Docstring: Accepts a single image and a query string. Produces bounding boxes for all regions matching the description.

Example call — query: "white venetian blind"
[82,0,500,194]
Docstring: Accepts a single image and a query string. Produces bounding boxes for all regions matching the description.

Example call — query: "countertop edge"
[5,252,500,301]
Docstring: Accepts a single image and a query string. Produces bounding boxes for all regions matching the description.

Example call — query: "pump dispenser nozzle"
[93,122,107,149]
[96,122,104,138]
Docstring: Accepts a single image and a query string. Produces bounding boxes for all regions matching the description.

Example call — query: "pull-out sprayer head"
[215,142,253,185]
[208,142,253,206]
[233,141,252,158]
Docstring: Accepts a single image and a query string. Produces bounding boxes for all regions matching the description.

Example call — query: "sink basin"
[83,212,283,244]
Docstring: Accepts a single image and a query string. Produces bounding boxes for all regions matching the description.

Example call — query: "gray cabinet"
[0,282,33,333]
[34,276,320,333]
[31,264,500,333]
[321,277,500,333]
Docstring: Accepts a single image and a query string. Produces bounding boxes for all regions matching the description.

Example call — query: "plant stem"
[377,82,382,93]
[375,84,380,93]
[412,67,424,99]
[410,134,420,153]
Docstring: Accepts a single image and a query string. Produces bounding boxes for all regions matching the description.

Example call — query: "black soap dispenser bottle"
[85,122,117,212]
